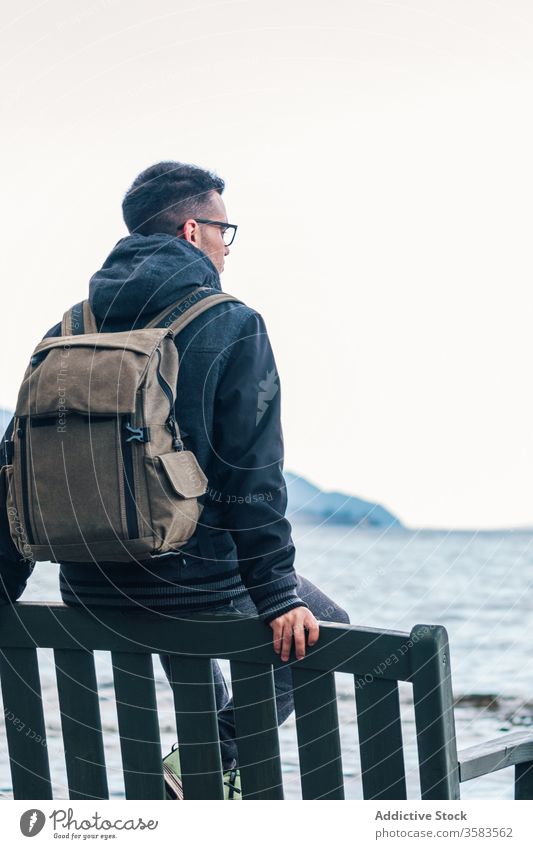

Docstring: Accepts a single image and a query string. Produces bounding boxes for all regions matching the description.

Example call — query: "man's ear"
[182,218,201,246]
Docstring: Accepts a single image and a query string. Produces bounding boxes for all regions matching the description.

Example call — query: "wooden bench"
[0,602,531,800]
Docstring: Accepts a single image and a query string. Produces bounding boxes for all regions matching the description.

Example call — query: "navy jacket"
[0,234,306,622]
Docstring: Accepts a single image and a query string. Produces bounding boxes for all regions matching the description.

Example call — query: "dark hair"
[122,161,225,236]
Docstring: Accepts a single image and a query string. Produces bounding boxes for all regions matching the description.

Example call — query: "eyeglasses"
[176,218,238,247]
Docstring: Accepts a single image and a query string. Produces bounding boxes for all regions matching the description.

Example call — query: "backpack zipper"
[16,418,35,545]
[155,348,184,451]
[120,415,140,539]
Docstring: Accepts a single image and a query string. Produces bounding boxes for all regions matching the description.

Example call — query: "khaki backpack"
[1,287,240,564]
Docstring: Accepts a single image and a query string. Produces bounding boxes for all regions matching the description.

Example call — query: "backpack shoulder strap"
[145,286,242,336]
[61,300,98,336]
[143,286,212,328]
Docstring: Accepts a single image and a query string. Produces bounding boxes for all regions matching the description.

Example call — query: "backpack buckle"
[124,423,151,443]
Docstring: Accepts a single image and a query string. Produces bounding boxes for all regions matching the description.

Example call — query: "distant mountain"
[284,470,402,528]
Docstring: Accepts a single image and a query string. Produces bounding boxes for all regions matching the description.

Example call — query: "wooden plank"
[458,730,533,782]
[409,625,460,800]
[292,667,344,799]
[111,652,165,799]
[230,660,284,799]
[355,677,407,799]
[0,605,412,680]
[515,762,533,800]
[54,648,108,800]
[0,647,52,799]
[166,655,224,800]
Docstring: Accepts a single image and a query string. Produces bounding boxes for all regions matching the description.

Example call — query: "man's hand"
[269,606,320,662]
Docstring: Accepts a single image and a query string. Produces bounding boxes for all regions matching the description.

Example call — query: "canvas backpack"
[1,287,241,565]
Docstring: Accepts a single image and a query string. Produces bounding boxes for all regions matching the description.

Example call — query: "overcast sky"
[2,0,533,529]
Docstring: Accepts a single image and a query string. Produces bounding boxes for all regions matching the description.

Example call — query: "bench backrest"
[0,603,459,800]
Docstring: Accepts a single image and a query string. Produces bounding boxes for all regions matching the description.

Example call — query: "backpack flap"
[15,328,172,419]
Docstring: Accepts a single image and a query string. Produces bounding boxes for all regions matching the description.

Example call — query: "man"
[0,161,349,793]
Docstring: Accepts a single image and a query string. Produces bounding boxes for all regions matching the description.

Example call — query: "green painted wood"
[292,667,344,799]
[458,730,533,782]
[166,655,224,800]
[515,762,533,799]
[0,647,52,799]
[355,678,407,799]
[54,648,108,800]
[111,651,165,799]
[409,625,460,800]
[230,660,284,799]
[0,605,411,679]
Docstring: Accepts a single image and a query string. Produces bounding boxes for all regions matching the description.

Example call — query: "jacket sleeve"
[0,416,35,604]
[211,311,307,624]
[0,321,61,604]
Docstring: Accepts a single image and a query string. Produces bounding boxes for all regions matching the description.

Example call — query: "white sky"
[2,0,533,529]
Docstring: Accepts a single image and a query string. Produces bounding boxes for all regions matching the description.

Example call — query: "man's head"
[122,161,232,273]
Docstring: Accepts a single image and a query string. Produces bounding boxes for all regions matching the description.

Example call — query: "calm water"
[1,525,532,800]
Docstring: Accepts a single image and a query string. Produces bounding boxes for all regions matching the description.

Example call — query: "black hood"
[89,234,221,330]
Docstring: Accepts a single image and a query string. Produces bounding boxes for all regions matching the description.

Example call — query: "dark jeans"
[159,574,350,771]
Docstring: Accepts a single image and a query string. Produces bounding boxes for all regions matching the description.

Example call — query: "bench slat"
[0,647,52,799]
[355,677,407,799]
[515,762,533,800]
[292,667,344,799]
[166,656,224,799]
[410,625,460,800]
[230,660,284,800]
[111,652,165,799]
[54,648,108,800]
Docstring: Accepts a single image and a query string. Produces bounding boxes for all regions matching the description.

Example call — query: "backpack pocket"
[1,463,32,561]
[0,465,34,562]
[144,451,208,553]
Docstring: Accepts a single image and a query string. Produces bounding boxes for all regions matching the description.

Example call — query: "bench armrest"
[458,730,533,782]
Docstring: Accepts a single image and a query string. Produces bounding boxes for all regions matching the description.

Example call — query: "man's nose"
[224,245,230,256]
